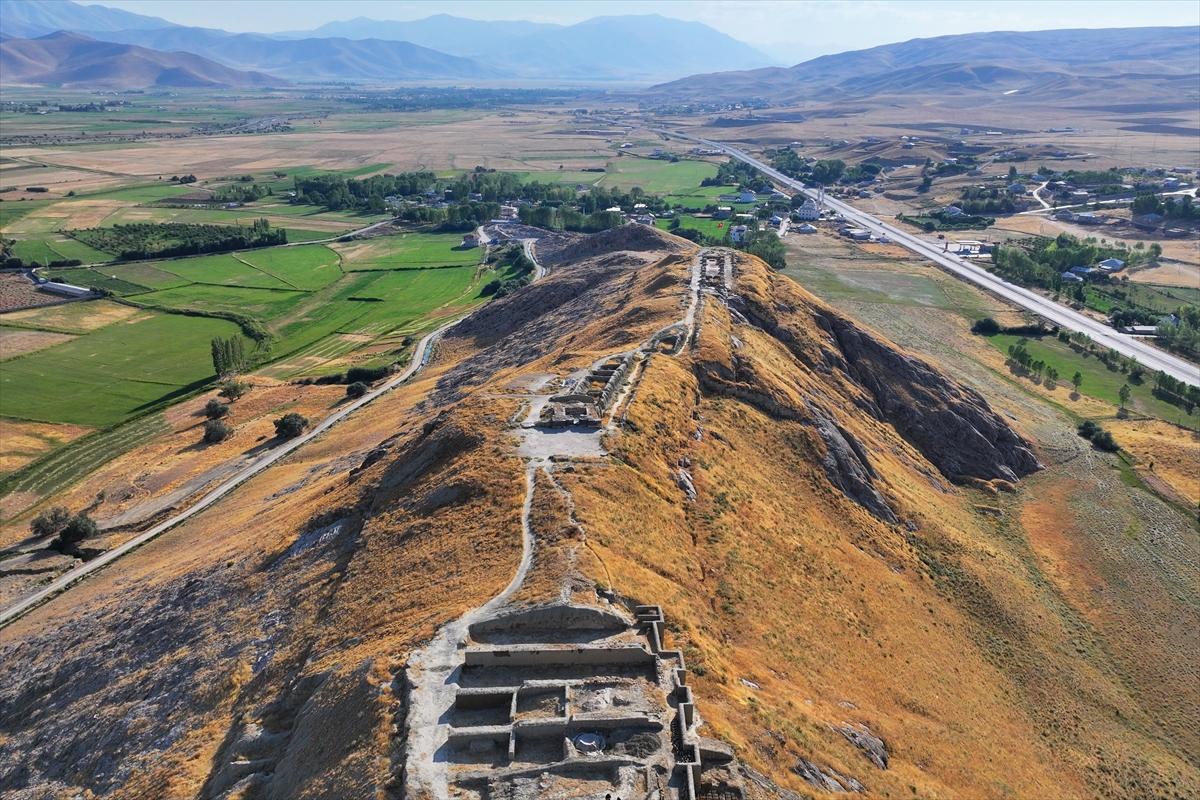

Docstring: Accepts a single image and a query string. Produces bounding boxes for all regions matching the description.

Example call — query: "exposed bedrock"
[730,287,1042,485]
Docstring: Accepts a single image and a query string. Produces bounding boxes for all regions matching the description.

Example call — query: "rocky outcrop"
[810,409,897,524]
[793,758,866,793]
[834,723,889,770]
[817,312,1042,483]
[731,277,1041,485]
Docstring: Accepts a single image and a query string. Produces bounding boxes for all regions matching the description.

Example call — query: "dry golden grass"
[1112,417,1200,504]
[1127,260,1200,287]
[508,467,577,607]
[559,253,1198,799]
[3,235,1196,799]
[0,298,141,332]
[0,417,91,476]
[0,363,528,797]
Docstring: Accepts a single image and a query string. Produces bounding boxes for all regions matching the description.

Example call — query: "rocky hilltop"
[1,227,1195,800]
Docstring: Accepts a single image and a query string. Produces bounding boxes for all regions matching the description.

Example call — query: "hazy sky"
[94,0,1200,63]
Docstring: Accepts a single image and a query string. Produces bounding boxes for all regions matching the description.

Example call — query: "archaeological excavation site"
[3,224,1196,800]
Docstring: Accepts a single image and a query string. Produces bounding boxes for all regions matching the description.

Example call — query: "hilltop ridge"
[0,226,1196,799]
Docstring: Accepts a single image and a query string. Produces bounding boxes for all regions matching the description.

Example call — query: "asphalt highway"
[662,130,1199,387]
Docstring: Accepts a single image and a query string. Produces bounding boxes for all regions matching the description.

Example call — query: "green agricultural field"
[345,266,479,331]
[0,312,240,427]
[668,185,737,200]
[81,183,197,203]
[103,262,193,290]
[0,199,52,231]
[335,232,481,271]
[599,159,718,193]
[10,236,116,265]
[236,245,343,291]
[656,215,730,239]
[987,334,1185,421]
[41,268,151,296]
[46,237,112,263]
[282,228,339,243]
[10,239,60,265]
[151,253,292,289]
[137,283,308,320]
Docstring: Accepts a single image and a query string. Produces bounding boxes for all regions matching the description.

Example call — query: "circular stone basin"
[574,732,606,754]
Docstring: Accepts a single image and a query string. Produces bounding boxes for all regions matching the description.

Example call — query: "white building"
[795,199,821,220]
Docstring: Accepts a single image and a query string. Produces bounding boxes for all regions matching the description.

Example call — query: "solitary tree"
[1119,383,1132,408]
[219,379,250,402]
[57,513,98,551]
[1072,372,1083,392]
[274,412,308,440]
[204,419,233,443]
[205,399,230,419]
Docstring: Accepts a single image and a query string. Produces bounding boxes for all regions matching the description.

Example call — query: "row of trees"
[516,206,625,233]
[1154,369,1200,411]
[72,221,286,261]
[210,335,247,377]
[1006,341,1074,387]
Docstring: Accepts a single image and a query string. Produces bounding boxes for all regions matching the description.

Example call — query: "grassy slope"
[0,312,239,426]
[565,257,1199,799]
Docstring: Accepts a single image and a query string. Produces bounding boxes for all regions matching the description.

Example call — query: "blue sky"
[93,1,1200,64]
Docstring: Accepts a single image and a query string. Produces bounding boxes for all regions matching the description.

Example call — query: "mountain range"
[0,2,774,83]
[0,31,277,88]
[646,26,1200,103]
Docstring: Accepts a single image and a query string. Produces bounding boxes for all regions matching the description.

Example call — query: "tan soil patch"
[1126,260,1200,288]
[0,418,92,476]
[1,299,141,333]
[0,328,73,359]
[0,272,47,311]
[59,199,129,229]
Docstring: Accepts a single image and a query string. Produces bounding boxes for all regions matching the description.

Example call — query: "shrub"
[345,365,387,384]
[218,379,249,401]
[204,419,233,443]
[57,513,98,550]
[346,381,369,398]
[1077,420,1119,452]
[31,506,72,539]
[313,373,344,385]
[204,399,230,419]
[274,412,308,439]
[971,317,1001,335]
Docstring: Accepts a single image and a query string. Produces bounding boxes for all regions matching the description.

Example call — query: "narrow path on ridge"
[401,245,707,799]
